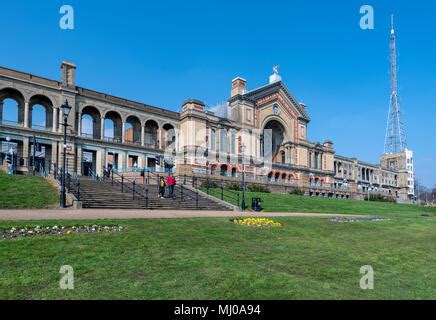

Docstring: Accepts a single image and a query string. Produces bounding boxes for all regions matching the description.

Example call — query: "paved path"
[0,209,358,221]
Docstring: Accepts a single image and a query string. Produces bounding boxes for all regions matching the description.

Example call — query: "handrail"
[110,169,149,203]
[38,163,47,177]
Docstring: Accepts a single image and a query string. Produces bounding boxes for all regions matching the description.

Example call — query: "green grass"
[1,187,435,299]
[0,173,58,209]
[204,188,436,218]
[1,207,436,299]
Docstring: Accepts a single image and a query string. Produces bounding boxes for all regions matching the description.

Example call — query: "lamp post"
[60,100,72,208]
[32,135,36,176]
[5,136,12,174]
[240,143,246,211]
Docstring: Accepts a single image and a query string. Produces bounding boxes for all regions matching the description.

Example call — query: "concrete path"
[0,209,358,221]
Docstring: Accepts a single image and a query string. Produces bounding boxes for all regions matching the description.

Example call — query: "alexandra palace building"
[0,62,414,202]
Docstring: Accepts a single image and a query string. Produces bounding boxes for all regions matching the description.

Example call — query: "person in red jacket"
[166,174,176,199]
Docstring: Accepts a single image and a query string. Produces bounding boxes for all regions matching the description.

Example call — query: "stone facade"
[0,62,414,202]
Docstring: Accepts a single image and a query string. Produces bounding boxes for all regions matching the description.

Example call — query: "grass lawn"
[0,173,58,209]
[1,196,435,299]
[204,188,434,218]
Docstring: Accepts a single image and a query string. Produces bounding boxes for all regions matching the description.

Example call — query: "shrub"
[227,183,242,191]
[201,180,218,189]
[247,184,271,193]
[289,188,304,196]
[368,194,396,203]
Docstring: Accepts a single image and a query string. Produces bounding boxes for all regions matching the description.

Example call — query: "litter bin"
[251,197,262,212]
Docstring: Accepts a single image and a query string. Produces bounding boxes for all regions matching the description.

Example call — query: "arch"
[162,123,176,148]
[0,88,25,126]
[220,164,228,176]
[29,95,53,131]
[231,167,237,177]
[144,119,159,148]
[274,171,280,181]
[104,111,123,142]
[125,115,141,144]
[267,171,273,181]
[210,164,217,175]
[81,106,101,139]
[262,118,287,160]
[281,172,287,180]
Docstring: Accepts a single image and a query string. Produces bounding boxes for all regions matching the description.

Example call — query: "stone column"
[140,154,146,168]
[22,136,29,170]
[76,145,82,176]
[319,153,323,170]
[294,147,297,165]
[100,117,105,140]
[141,125,145,146]
[52,108,58,132]
[24,101,29,128]
[122,121,126,143]
[158,128,163,149]
[77,112,81,136]
[58,109,64,133]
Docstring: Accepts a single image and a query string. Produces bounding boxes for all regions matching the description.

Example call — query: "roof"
[230,80,310,121]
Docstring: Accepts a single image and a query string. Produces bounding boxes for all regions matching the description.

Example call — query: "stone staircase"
[75,177,233,211]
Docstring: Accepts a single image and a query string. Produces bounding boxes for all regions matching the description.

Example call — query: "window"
[281,151,286,164]
[300,125,306,139]
[231,131,236,154]
[220,129,227,153]
[210,129,216,151]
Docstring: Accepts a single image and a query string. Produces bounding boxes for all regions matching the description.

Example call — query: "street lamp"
[5,136,13,175]
[60,100,72,208]
[240,143,246,211]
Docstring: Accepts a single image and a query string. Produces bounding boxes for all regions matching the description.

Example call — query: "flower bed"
[231,218,282,228]
[0,224,125,239]
[328,217,387,223]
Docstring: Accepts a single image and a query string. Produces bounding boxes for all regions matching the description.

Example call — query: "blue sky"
[1,0,435,187]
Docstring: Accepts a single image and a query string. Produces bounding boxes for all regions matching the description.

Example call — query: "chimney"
[231,77,247,97]
[61,61,76,87]
[182,99,205,112]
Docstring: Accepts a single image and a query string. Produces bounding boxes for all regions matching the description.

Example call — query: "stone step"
[72,178,232,211]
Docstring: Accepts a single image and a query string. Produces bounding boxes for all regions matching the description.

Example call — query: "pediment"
[242,81,310,122]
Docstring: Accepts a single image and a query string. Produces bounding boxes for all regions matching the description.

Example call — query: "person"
[158,177,166,199]
[166,174,176,199]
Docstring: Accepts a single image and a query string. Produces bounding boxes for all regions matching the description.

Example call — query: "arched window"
[81,106,101,139]
[281,151,286,164]
[81,114,94,137]
[104,111,122,142]
[163,123,176,149]
[125,116,141,144]
[29,95,53,131]
[31,105,47,130]
[2,98,19,126]
[220,164,228,176]
[1,88,25,127]
[145,120,159,148]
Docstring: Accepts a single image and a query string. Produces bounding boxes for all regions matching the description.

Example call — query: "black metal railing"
[176,174,239,209]
[110,170,150,208]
